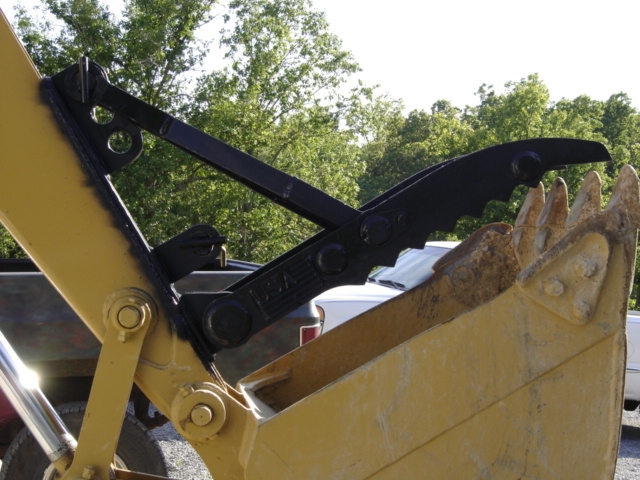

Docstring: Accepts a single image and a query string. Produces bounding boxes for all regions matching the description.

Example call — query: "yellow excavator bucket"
[237,169,639,479]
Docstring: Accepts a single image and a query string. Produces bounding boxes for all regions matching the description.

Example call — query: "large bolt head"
[512,151,542,183]
[315,243,348,275]
[171,382,227,441]
[117,306,141,329]
[203,300,251,347]
[191,404,214,427]
[360,215,392,247]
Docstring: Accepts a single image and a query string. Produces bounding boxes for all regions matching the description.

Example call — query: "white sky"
[2,0,639,113]
[312,0,640,112]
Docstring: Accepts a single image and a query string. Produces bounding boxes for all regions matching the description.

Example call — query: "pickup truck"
[626,311,640,410]
[0,257,319,456]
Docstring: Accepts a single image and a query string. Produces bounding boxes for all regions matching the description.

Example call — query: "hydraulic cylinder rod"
[0,330,76,464]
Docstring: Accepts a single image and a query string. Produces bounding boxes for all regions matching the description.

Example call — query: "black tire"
[0,402,168,480]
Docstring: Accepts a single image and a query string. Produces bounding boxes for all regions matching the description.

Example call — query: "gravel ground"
[617,411,640,479]
[152,422,212,480]
[153,410,640,479]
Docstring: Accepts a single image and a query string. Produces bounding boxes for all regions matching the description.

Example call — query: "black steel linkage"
[152,225,227,283]
[183,139,611,351]
[51,59,359,231]
[49,59,611,354]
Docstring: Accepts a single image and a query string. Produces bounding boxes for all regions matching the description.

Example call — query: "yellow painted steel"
[1,7,639,479]
[64,289,156,479]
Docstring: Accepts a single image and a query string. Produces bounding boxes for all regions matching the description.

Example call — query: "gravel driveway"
[153,410,640,479]
[617,411,640,479]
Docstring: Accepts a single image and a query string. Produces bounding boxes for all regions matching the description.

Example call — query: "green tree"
[139,0,368,260]
[546,95,605,140]
[600,93,636,146]
[15,0,216,107]
[0,228,24,258]
[358,100,473,204]
[463,74,550,148]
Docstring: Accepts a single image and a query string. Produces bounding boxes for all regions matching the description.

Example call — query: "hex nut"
[82,466,96,480]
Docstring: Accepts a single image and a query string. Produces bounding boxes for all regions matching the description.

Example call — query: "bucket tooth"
[433,222,518,309]
[606,164,640,217]
[513,183,545,268]
[534,178,568,256]
[567,171,602,229]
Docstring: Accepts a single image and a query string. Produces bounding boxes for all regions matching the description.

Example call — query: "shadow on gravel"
[622,424,640,441]
[620,424,640,460]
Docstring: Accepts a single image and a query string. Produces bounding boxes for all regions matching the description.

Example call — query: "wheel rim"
[42,454,128,480]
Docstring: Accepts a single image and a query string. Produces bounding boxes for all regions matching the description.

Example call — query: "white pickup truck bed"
[626,310,640,409]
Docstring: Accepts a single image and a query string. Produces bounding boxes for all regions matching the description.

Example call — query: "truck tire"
[0,402,168,480]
